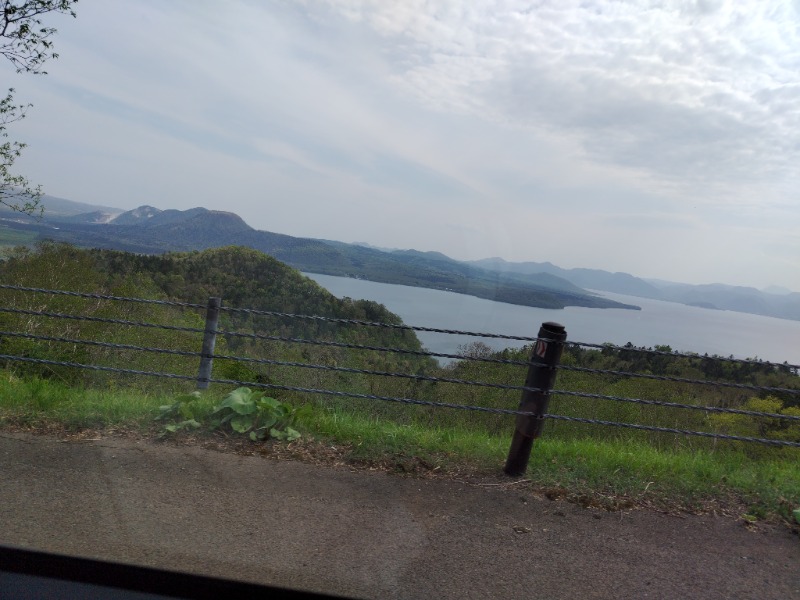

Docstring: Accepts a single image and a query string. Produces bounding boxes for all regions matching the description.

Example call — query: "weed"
[157,387,309,441]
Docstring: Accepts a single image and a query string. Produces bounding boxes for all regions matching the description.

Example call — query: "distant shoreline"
[302,270,642,312]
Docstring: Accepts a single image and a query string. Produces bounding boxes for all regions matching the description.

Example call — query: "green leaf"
[178,402,195,419]
[250,427,268,441]
[259,416,278,430]
[257,396,280,410]
[175,392,201,405]
[270,427,288,440]
[164,419,200,433]
[793,508,800,525]
[285,427,301,442]
[215,387,257,415]
[230,413,253,433]
[155,403,178,420]
[156,392,202,421]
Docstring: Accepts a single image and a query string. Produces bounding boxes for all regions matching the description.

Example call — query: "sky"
[4,0,799,291]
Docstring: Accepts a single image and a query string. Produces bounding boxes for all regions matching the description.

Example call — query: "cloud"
[4,0,798,289]
[321,1,800,202]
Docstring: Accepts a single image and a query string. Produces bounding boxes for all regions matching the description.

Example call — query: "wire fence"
[0,285,798,456]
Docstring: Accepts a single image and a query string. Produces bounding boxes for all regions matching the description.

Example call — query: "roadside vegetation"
[0,242,798,525]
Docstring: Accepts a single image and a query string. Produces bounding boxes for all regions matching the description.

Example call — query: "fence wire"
[218,328,538,366]
[543,413,800,447]
[211,352,800,422]
[4,329,798,423]
[548,389,800,421]
[220,305,543,342]
[4,283,798,368]
[1,285,799,448]
[0,284,544,342]
[0,307,206,335]
[557,364,800,395]
[0,284,207,310]
[567,339,800,371]
[0,331,201,359]
[1,354,798,448]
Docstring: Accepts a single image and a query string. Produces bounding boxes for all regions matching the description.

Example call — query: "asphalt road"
[1,433,798,599]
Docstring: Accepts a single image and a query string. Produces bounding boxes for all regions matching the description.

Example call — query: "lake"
[304,273,800,365]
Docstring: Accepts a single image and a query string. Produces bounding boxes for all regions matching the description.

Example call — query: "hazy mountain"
[473,258,800,321]
[651,282,800,321]
[351,241,397,252]
[389,249,461,264]
[319,240,596,300]
[0,193,124,219]
[1,204,637,312]
[5,195,798,320]
[470,257,662,297]
[51,210,118,225]
[109,205,162,225]
[109,206,252,237]
[763,285,794,296]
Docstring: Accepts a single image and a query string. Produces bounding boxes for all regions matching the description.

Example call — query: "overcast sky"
[5,1,799,290]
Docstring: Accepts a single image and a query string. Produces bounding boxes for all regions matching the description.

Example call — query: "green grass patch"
[0,372,171,430]
[1,373,798,522]
[303,405,508,470]
[300,404,799,520]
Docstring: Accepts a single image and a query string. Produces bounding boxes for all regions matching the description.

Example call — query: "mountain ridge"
[1,202,637,312]
[3,196,798,320]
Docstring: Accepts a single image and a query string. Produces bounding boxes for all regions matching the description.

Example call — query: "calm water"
[304,273,800,365]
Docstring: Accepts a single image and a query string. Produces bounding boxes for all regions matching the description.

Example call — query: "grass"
[1,372,798,523]
[0,373,165,429]
[305,404,800,519]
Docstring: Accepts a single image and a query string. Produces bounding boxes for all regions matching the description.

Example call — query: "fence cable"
[0,331,201,359]
[5,302,796,384]
[4,284,797,370]
[211,353,800,422]
[1,354,797,448]
[557,364,800,395]
[221,305,547,341]
[218,328,538,366]
[0,283,544,342]
[548,389,800,421]
[0,297,537,367]
[544,413,800,447]
[0,284,207,310]
[0,307,206,335]
[3,286,800,446]
[567,340,800,371]
[1,330,796,422]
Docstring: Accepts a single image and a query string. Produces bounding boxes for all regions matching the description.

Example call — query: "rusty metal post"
[504,321,567,476]
[196,297,221,390]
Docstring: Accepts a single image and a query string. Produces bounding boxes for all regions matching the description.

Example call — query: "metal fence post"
[196,297,221,390]
[504,321,567,476]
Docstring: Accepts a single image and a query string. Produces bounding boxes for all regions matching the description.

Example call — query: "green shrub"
[157,387,309,441]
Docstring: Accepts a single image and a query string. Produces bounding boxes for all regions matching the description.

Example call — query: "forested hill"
[2,204,639,312]
[0,243,427,361]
